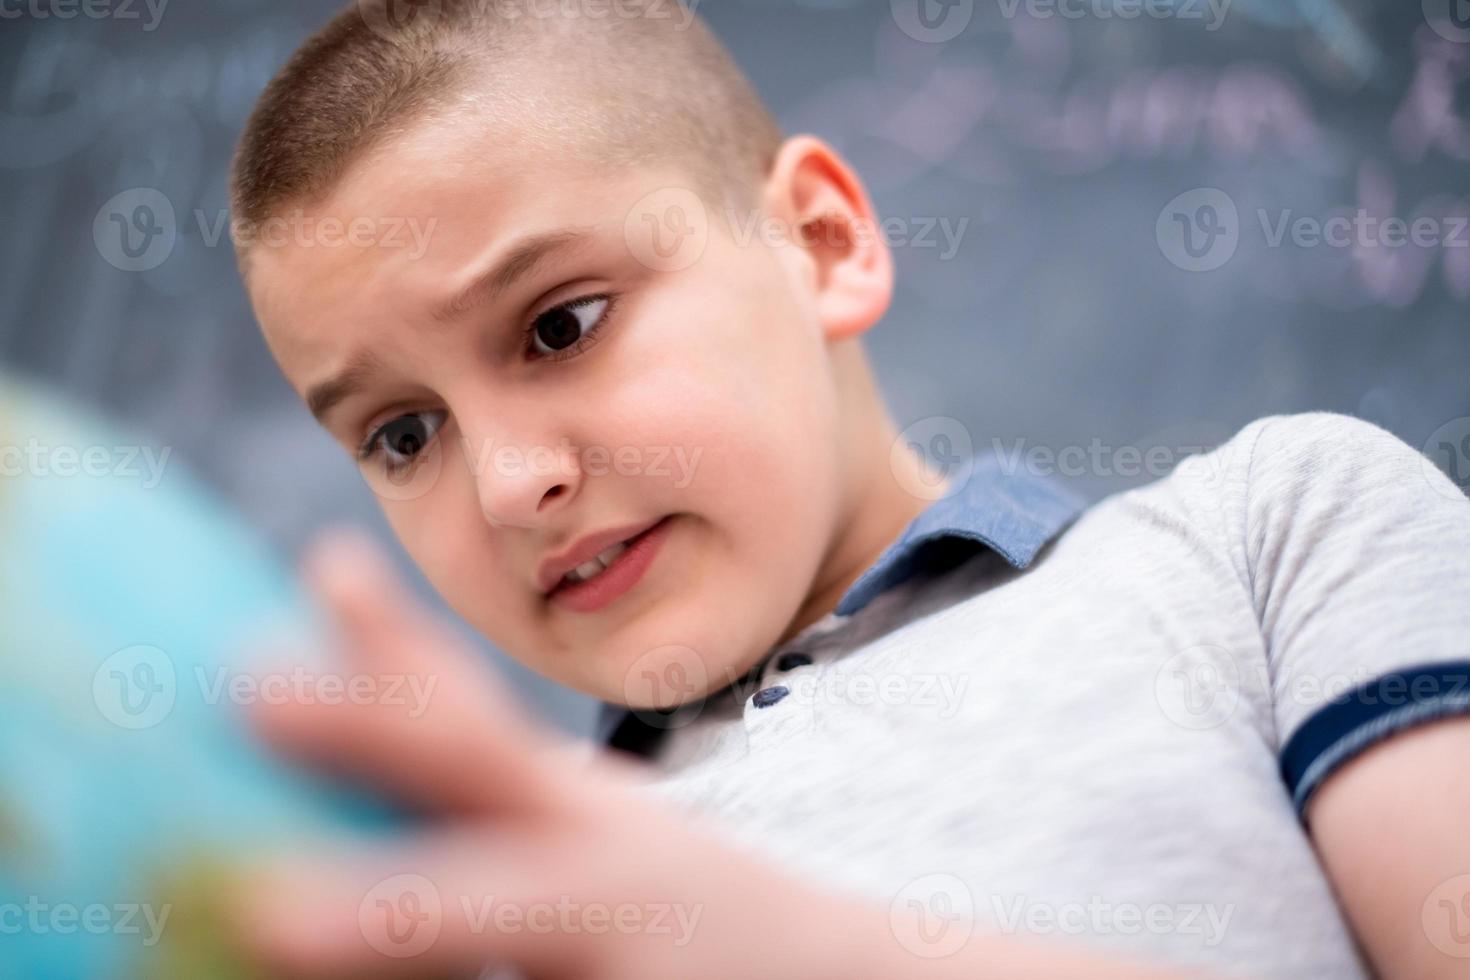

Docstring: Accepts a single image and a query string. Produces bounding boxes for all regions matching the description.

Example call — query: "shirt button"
[752,685,790,708]
[775,651,812,671]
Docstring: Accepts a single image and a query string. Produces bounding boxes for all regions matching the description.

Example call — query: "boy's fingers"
[228,821,834,980]
[301,527,487,680]
[243,528,573,819]
[244,673,547,819]
[230,833,591,980]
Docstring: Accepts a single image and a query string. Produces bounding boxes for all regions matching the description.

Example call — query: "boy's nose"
[464,435,579,530]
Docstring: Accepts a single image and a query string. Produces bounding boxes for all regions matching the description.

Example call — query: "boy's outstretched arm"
[1214,412,1470,980]
[1305,720,1470,980]
[223,530,1202,980]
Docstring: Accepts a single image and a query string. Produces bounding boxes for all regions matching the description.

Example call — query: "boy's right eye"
[359,410,447,470]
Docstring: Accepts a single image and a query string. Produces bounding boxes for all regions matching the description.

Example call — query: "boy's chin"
[580,621,765,712]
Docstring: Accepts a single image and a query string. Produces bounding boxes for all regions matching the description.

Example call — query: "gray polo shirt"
[596,412,1470,979]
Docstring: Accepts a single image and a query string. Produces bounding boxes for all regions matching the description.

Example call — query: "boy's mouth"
[540,515,675,613]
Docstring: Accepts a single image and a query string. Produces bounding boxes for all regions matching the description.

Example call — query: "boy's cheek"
[372,481,506,630]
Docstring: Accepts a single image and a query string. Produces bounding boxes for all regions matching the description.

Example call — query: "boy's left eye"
[359,410,447,469]
[527,294,614,359]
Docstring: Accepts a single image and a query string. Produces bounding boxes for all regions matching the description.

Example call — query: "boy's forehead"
[321,111,591,245]
[245,113,636,377]
[249,117,599,357]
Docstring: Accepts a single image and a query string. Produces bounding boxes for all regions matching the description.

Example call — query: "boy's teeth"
[572,558,605,580]
[597,541,628,565]
[562,541,630,585]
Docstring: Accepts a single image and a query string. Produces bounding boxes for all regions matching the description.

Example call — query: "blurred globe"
[0,375,402,979]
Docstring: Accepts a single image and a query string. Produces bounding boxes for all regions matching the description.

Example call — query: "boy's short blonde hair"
[229,0,784,235]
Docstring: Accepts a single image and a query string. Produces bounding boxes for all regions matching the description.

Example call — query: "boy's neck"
[776,410,950,649]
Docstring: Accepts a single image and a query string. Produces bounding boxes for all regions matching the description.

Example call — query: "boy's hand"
[229,529,860,980]
[227,530,1196,980]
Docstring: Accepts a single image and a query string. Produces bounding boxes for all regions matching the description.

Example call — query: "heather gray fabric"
[627,412,1470,979]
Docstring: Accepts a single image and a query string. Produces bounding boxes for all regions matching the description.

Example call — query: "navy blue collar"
[596,455,1087,753]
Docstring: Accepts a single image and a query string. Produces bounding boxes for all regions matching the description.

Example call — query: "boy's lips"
[541,515,674,614]
[536,515,670,596]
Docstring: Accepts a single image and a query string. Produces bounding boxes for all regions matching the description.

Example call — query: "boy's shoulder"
[1120,410,1443,517]
[1221,409,1427,478]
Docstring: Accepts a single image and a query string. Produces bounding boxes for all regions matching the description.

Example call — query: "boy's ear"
[760,135,894,342]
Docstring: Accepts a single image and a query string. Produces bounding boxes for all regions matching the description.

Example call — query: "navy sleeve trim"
[1280,660,1470,821]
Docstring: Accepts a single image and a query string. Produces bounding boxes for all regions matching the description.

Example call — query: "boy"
[225,1,1470,977]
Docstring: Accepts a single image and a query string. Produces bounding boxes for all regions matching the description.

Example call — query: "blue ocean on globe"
[0,376,405,978]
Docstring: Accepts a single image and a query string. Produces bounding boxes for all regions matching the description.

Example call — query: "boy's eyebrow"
[429,228,597,326]
[306,348,384,424]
